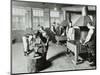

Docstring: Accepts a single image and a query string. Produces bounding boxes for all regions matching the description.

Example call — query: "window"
[12,7,26,30]
[50,11,59,17]
[32,8,44,30]
[33,9,44,16]
[50,10,60,24]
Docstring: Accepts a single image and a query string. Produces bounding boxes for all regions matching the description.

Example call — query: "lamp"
[54,4,57,11]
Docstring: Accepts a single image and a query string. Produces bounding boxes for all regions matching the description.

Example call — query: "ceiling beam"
[62,6,96,12]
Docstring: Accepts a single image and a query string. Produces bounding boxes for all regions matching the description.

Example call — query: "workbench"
[66,40,81,65]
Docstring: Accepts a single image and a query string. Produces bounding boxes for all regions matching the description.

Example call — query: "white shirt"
[83,23,95,45]
[67,27,74,40]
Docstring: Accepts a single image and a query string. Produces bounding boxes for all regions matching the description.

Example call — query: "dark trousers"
[87,41,96,64]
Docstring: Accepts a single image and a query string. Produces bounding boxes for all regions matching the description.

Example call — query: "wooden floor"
[12,42,95,74]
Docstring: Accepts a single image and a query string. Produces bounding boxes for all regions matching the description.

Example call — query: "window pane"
[33,8,44,16]
[50,11,59,17]
[12,7,26,30]
[32,8,44,30]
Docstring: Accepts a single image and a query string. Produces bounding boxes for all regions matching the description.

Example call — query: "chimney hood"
[74,6,92,26]
[60,12,71,27]
[60,20,69,26]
